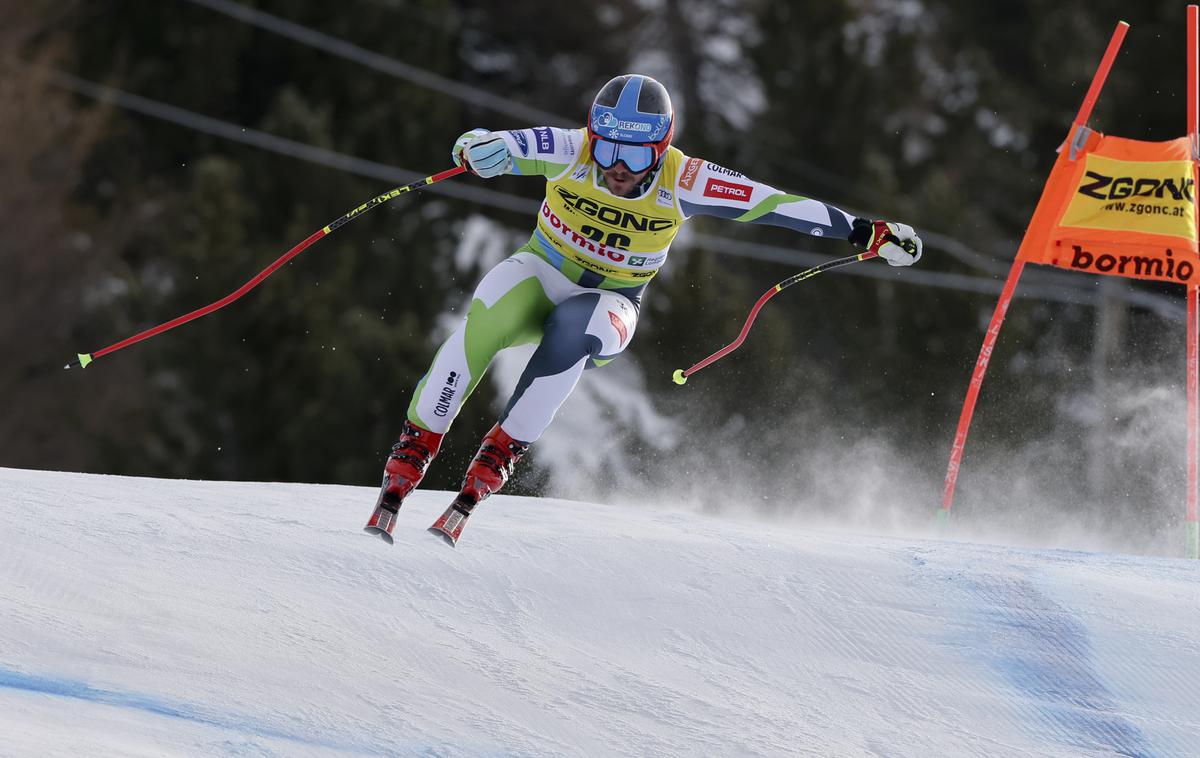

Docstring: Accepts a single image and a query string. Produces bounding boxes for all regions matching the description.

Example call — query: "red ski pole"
[671,250,879,385]
[66,165,467,370]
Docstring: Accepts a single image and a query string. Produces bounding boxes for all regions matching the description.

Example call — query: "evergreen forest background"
[4,0,1197,554]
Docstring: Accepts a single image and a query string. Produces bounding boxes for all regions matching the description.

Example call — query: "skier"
[366,73,922,545]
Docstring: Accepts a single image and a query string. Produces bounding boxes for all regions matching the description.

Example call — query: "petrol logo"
[703,177,752,203]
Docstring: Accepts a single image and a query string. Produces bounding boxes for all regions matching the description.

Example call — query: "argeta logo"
[678,157,703,190]
[512,131,529,156]
[703,177,752,203]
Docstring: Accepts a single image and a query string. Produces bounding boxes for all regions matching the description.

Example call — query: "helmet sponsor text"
[594,111,653,133]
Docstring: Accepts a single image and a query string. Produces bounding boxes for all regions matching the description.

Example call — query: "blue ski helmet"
[588,74,674,173]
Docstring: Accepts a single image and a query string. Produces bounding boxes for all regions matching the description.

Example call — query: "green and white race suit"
[408,126,858,442]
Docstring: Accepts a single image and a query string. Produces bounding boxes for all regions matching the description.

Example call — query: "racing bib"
[536,138,686,284]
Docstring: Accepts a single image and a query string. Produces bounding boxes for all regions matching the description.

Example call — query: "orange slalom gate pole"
[937,21,1129,526]
[1187,4,1198,558]
[1188,286,1198,558]
[1072,22,1129,129]
[938,259,1024,524]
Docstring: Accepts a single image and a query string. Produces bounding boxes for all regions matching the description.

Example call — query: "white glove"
[450,129,511,178]
[851,219,923,267]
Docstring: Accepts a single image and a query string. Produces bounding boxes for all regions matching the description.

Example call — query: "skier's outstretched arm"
[674,158,922,266]
[451,127,585,181]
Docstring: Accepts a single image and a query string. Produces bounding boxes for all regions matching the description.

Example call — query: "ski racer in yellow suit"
[365,74,923,545]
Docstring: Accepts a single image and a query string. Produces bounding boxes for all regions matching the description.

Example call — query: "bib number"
[579,225,632,250]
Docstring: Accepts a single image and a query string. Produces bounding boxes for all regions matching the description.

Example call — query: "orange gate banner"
[1016,132,1199,284]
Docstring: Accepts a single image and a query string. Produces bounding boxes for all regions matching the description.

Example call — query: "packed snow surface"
[0,467,1197,757]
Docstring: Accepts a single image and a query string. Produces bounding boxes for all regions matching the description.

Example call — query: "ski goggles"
[590,137,663,173]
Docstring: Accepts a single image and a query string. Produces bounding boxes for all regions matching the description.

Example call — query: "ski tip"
[671,369,687,386]
[427,526,457,548]
[363,525,395,545]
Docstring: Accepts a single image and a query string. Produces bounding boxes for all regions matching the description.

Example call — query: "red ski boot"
[429,423,529,547]
[364,421,444,544]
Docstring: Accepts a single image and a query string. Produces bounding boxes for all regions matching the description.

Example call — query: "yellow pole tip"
[672,369,688,385]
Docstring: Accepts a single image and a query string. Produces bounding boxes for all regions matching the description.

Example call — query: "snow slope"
[0,467,1197,757]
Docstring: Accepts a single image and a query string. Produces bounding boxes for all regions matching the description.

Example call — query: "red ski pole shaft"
[671,250,877,385]
[66,165,467,370]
